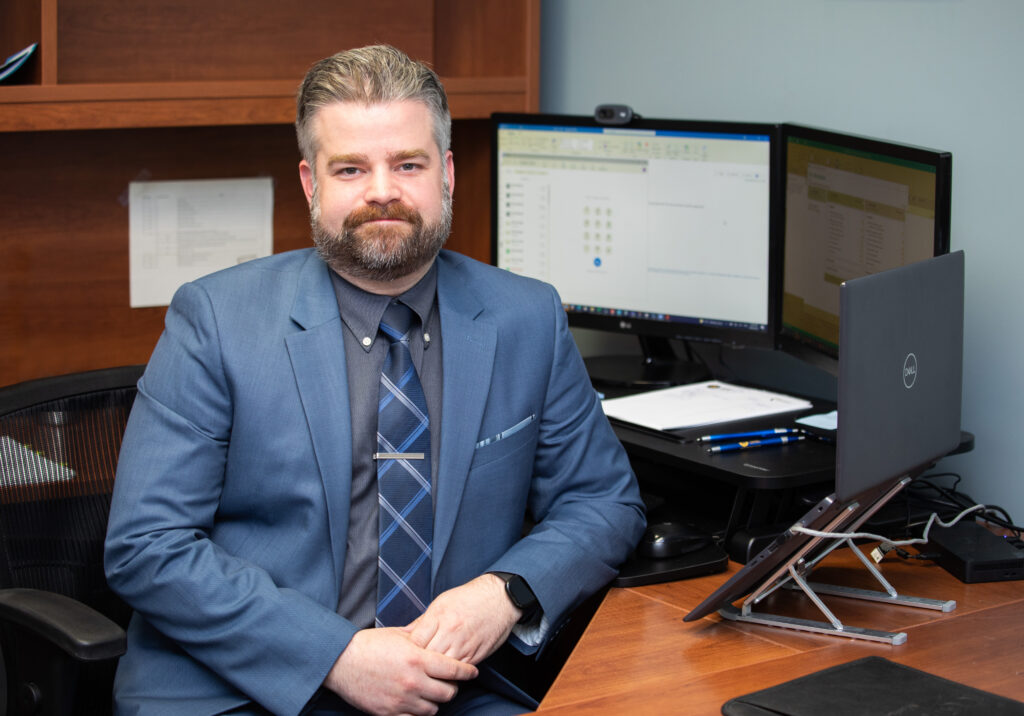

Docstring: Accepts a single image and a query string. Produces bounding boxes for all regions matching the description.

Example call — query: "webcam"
[594,104,639,125]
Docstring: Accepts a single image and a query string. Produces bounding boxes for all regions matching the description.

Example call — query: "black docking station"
[928,521,1024,583]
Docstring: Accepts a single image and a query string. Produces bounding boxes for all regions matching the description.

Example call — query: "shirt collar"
[329,262,438,352]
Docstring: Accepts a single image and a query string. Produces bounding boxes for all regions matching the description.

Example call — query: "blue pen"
[696,428,803,443]
[706,435,806,454]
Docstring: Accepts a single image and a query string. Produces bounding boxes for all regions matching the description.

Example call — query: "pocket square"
[475,414,537,449]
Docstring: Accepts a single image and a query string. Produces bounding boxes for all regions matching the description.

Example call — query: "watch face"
[506,575,536,609]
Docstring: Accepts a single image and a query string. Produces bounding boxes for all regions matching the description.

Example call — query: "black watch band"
[490,571,538,624]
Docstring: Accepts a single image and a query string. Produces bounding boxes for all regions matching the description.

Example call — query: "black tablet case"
[722,656,1024,716]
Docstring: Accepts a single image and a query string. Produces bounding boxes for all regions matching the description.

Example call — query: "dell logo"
[903,353,918,389]
[619,320,632,330]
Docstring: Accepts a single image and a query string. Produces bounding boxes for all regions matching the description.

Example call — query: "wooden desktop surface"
[536,545,1024,714]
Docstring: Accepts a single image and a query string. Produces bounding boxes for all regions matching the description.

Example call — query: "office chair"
[0,365,144,716]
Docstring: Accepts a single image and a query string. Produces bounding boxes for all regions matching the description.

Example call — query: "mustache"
[343,203,421,229]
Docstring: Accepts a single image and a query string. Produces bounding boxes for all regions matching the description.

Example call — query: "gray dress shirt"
[328,262,443,629]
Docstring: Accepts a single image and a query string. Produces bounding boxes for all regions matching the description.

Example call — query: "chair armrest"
[0,588,126,661]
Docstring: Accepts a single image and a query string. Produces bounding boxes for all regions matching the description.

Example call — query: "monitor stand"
[584,336,710,388]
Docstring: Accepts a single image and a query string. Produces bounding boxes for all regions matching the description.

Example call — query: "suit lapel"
[432,255,497,578]
[284,252,352,591]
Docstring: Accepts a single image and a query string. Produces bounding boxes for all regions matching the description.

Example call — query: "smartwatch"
[490,571,539,624]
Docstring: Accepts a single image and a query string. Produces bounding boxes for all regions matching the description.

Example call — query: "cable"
[791,502,986,549]
[869,472,1023,541]
[888,545,942,561]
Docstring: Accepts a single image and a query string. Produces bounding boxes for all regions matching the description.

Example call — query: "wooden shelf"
[0,0,539,385]
[0,76,533,131]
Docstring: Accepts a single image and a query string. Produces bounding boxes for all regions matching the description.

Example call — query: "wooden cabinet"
[0,0,539,384]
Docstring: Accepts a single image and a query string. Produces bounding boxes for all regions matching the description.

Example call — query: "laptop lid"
[684,250,965,623]
[835,250,964,503]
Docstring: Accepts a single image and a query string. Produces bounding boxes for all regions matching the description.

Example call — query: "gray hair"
[295,44,451,167]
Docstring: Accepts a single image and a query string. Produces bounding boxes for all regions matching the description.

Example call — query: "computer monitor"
[491,113,781,387]
[778,123,952,373]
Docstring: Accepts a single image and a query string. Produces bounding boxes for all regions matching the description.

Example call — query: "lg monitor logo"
[903,353,918,389]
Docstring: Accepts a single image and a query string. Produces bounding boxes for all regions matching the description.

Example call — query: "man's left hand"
[404,573,520,664]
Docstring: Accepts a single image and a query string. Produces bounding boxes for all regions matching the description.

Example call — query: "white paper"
[0,435,76,486]
[796,410,838,431]
[129,177,273,307]
[601,380,813,431]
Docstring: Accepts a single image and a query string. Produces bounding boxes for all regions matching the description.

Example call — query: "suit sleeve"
[487,283,647,647]
[104,281,353,716]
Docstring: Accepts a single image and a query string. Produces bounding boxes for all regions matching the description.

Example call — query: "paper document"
[601,380,813,431]
[129,177,273,307]
[797,410,837,431]
[1,435,76,487]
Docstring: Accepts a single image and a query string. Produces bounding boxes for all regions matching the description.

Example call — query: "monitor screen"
[491,113,780,386]
[779,124,952,371]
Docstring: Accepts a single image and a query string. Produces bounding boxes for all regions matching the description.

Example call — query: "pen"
[696,428,803,443]
[706,435,805,454]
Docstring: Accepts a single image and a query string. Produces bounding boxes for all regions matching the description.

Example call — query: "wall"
[540,0,1024,521]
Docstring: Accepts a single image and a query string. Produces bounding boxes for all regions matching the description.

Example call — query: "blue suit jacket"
[104,249,645,715]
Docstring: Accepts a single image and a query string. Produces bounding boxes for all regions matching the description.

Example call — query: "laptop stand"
[720,477,955,645]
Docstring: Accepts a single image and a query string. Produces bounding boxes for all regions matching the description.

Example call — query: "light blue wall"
[540,0,1024,521]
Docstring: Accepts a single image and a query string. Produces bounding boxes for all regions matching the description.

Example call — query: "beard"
[310,182,452,283]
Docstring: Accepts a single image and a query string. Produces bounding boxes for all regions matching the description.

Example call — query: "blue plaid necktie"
[374,300,433,627]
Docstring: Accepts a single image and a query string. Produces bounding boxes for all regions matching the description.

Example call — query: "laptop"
[684,250,965,622]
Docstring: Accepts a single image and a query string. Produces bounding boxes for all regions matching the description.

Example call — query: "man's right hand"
[323,627,478,716]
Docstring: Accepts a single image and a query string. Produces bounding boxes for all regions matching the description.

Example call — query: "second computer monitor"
[779,123,952,371]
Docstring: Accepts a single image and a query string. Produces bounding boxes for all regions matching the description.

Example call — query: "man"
[105,45,645,715]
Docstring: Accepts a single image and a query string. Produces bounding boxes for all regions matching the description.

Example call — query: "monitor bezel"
[490,112,783,352]
[776,122,953,370]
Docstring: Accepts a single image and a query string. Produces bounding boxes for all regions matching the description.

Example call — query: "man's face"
[299,100,454,284]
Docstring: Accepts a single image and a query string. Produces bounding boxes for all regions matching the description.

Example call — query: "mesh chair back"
[0,366,144,629]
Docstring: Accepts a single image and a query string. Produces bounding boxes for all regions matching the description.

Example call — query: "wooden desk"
[537,546,1024,714]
